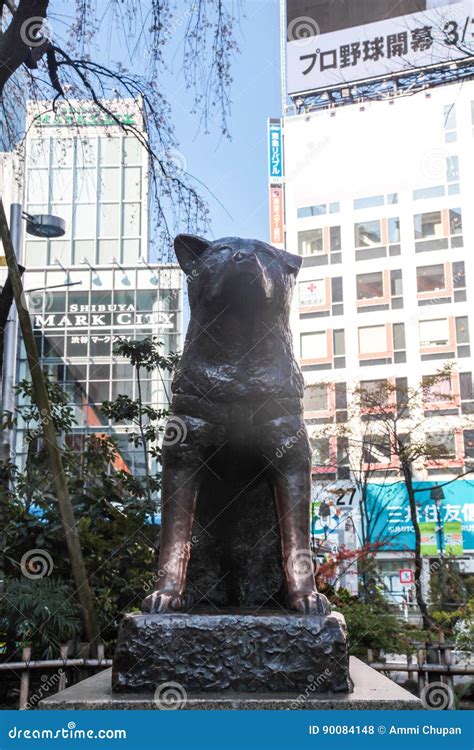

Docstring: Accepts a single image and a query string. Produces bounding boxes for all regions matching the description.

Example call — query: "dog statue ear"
[174,234,209,274]
[283,250,302,277]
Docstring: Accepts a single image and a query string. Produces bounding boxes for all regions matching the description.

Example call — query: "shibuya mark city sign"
[33,303,176,330]
[286,0,474,95]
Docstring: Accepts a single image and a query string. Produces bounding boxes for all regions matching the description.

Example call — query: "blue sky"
[166,1,281,241]
[48,0,282,244]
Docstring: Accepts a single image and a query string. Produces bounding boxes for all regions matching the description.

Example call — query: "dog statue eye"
[216,246,232,253]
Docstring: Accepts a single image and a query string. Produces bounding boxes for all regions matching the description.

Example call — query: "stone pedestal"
[38,659,422,710]
[112,610,350,694]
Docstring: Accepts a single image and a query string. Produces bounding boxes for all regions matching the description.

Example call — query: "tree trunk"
[402,460,431,630]
[0,198,99,652]
[0,0,49,95]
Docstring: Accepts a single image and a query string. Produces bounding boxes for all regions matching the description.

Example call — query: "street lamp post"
[0,199,99,651]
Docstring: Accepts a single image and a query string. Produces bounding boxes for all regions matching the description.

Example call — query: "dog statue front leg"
[142,460,199,614]
[273,468,331,616]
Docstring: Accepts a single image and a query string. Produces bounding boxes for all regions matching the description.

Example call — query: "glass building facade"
[24,102,147,267]
[13,100,184,473]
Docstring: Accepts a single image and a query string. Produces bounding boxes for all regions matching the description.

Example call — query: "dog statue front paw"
[290,591,331,616]
[142,589,184,613]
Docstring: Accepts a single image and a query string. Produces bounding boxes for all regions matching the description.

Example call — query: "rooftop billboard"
[286,0,474,95]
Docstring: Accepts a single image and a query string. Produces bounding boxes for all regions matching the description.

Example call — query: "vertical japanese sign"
[286,0,474,95]
[420,522,438,556]
[268,120,283,180]
[269,185,284,247]
[444,521,464,555]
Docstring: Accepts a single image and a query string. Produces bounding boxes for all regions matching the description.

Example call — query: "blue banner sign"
[366,480,474,552]
[1,709,471,750]
[268,120,283,180]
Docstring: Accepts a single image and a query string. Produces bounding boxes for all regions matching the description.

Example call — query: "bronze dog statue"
[142,235,330,616]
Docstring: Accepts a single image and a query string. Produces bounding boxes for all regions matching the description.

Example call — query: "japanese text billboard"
[366,480,474,552]
[286,0,474,94]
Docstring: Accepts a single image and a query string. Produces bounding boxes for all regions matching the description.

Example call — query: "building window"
[304,383,328,412]
[427,433,457,460]
[301,331,328,360]
[420,316,470,360]
[417,264,445,293]
[357,271,383,300]
[419,318,450,347]
[413,186,445,201]
[460,372,474,414]
[311,438,331,468]
[331,276,343,303]
[414,207,463,253]
[354,217,400,261]
[299,225,342,268]
[354,219,381,248]
[422,375,454,407]
[297,202,339,219]
[298,229,323,256]
[299,276,343,317]
[333,329,345,369]
[464,430,474,459]
[453,261,466,302]
[330,225,341,252]
[358,325,387,355]
[390,270,403,308]
[331,277,344,315]
[354,195,384,210]
[443,103,457,142]
[362,434,392,466]
[298,279,326,309]
[414,211,442,240]
[354,194,398,209]
[358,323,405,366]
[456,316,470,357]
[450,208,462,235]
[356,270,402,312]
[360,379,391,412]
[417,262,466,305]
[447,155,459,182]
[335,382,347,412]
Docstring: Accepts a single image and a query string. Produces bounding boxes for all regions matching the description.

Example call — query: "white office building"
[281,80,474,602]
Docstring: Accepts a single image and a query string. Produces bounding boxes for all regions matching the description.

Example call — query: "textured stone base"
[112,610,350,694]
[38,660,422,710]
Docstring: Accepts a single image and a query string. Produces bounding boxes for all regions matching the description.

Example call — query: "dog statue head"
[174,234,302,316]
